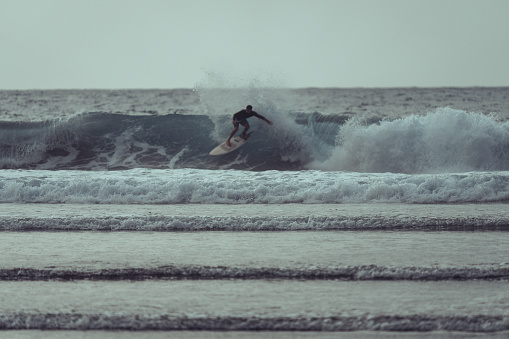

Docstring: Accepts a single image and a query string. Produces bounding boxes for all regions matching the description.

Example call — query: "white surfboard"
[209,132,253,156]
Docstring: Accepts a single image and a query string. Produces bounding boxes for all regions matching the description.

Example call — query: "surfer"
[226,105,272,147]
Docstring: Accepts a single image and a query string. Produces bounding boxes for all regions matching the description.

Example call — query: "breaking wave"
[2,108,509,173]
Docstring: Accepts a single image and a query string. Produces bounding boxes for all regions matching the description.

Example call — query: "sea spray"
[311,108,509,173]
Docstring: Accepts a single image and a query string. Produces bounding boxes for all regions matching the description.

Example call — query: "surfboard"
[209,132,253,156]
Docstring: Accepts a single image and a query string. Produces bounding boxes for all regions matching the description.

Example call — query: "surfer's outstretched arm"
[253,112,272,125]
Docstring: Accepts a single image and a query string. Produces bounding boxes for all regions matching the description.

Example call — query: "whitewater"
[1,87,509,337]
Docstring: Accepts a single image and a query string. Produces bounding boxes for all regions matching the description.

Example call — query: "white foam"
[312,108,509,173]
[1,168,509,204]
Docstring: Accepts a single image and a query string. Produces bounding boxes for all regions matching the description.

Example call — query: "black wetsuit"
[232,109,269,126]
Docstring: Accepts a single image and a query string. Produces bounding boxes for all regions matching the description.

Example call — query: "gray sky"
[1,0,508,89]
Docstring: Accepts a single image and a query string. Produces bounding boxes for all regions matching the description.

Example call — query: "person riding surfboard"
[226,105,272,147]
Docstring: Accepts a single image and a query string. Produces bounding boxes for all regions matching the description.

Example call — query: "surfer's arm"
[253,112,273,125]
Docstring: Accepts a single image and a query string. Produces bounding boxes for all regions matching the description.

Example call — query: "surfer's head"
[246,105,253,112]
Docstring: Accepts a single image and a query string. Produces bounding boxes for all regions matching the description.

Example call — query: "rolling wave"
[2,108,509,172]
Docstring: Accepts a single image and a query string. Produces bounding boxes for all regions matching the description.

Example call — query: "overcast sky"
[1,0,508,89]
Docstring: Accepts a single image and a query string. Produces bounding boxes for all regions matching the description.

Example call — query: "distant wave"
[2,108,509,172]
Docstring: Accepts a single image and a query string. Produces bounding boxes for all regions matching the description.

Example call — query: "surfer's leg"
[241,121,250,136]
[226,125,239,146]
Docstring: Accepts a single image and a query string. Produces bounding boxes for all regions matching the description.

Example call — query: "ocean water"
[1,87,509,337]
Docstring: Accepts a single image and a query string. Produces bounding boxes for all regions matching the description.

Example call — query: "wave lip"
[1,313,508,331]
[2,265,509,281]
